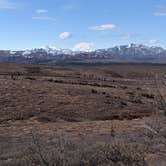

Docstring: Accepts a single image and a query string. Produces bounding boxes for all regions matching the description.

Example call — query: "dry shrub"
[82,143,148,166]
[145,116,166,145]
[27,131,148,166]
[28,132,81,166]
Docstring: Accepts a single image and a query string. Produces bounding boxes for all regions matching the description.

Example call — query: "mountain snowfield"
[1,44,166,64]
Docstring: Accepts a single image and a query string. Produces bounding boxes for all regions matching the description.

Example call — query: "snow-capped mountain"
[1,44,166,64]
[94,44,166,61]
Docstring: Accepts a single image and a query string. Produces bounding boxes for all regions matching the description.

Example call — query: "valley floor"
[0,63,166,165]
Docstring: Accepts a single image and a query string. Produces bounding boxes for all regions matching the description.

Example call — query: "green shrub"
[91,89,98,94]
[141,93,155,99]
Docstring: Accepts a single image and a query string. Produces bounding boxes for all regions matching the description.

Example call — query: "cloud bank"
[154,6,166,16]
[72,42,95,52]
[0,0,16,9]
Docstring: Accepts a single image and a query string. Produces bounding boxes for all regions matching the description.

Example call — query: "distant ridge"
[1,44,166,64]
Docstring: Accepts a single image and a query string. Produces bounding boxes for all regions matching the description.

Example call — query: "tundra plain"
[0,63,166,166]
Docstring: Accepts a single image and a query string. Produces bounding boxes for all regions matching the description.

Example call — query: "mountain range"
[1,44,166,64]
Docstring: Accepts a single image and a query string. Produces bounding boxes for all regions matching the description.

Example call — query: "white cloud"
[89,24,117,31]
[154,5,166,16]
[154,12,166,16]
[0,0,16,9]
[59,32,72,40]
[32,16,56,22]
[149,39,159,45]
[35,9,48,14]
[72,42,95,52]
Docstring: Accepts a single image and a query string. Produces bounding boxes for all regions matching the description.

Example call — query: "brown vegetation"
[0,63,165,165]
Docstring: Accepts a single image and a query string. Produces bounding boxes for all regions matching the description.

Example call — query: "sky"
[0,0,166,50]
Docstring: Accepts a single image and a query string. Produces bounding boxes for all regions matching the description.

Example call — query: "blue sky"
[0,0,166,50]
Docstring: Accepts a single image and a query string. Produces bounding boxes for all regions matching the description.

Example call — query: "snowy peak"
[0,44,166,64]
